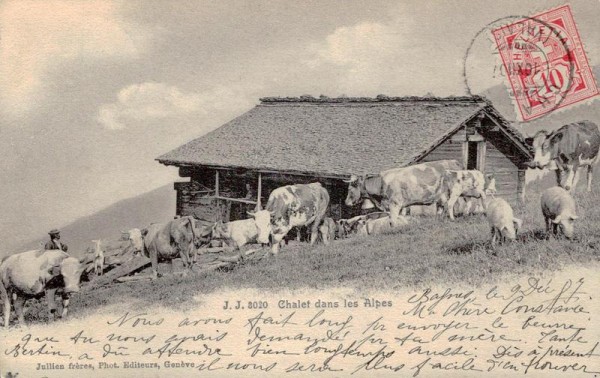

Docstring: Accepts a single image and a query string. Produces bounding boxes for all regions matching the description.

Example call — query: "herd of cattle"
[0,120,598,328]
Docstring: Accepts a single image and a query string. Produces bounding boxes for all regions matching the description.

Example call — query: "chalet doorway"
[465,139,486,171]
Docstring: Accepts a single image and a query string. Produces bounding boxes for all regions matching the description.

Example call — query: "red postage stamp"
[492,5,599,121]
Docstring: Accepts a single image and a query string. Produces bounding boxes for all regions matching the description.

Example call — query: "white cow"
[211,210,272,260]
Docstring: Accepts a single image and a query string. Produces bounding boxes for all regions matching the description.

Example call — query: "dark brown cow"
[527,121,600,192]
[142,217,211,278]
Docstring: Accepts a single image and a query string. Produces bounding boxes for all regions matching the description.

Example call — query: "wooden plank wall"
[419,129,465,163]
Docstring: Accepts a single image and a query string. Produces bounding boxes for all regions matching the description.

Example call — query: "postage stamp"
[491,5,599,121]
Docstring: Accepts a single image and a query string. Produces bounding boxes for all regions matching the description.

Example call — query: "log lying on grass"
[81,255,151,291]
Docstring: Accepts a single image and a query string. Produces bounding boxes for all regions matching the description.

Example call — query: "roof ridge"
[260,95,490,104]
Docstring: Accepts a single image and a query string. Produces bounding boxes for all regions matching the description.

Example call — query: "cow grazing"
[318,217,336,245]
[91,239,104,276]
[441,170,496,220]
[527,120,600,192]
[540,186,579,239]
[264,183,330,255]
[345,160,462,226]
[143,216,211,278]
[486,198,522,246]
[1,249,83,328]
[211,210,272,259]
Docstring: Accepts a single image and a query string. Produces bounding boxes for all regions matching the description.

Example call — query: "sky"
[1,0,599,250]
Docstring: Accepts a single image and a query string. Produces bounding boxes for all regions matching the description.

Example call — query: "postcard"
[1,1,599,377]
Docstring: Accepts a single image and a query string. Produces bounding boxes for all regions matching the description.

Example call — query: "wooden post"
[215,170,220,197]
[256,172,262,210]
[517,169,526,203]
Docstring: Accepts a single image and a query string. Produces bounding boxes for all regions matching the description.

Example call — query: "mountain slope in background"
[8,184,177,259]
[480,65,600,137]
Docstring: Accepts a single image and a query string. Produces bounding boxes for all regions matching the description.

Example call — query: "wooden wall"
[418,118,527,205]
[175,168,350,221]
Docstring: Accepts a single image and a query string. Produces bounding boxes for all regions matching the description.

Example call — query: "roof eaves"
[481,107,534,158]
[155,159,353,180]
[403,107,485,166]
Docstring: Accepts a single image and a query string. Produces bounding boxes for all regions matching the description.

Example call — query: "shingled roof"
[157,95,532,177]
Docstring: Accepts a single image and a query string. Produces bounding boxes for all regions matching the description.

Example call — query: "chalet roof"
[157,95,532,177]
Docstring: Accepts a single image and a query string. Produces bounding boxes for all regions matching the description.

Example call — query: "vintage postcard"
[1,1,599,377]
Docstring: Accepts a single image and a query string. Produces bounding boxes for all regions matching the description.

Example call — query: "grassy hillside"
[13,184,176,259]
[8,181,593,324]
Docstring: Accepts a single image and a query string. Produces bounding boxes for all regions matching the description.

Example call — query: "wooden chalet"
[157,95,533,222]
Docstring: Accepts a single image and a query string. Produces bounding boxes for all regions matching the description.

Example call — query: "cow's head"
[248,210,272,244]
[527,130,560,170]
[61,257,83,294]
[553,213,578,239]
[123,229,143,254]
[485,173,497,195]
[344,175,364,206]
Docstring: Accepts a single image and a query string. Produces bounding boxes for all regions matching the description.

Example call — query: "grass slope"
[42,184,597,323]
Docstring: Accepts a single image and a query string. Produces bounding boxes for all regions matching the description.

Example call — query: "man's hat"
[48,229,61,236]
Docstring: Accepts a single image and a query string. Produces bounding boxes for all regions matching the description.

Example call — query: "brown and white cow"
[1,249,83,328]
[441,170,497,220]
[344,160,462,227]
[263,183,330,255]
[527,121,600,192]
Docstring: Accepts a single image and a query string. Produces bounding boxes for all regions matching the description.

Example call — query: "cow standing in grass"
[264,183,330,255]
[210,210,272,260]
[1,249,83,328]
[345,160,462,227]
[441,170,496,220]
[142,216,212,278]
[527,121,600,192]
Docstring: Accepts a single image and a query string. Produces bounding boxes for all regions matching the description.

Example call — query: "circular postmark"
[464,14,576,123]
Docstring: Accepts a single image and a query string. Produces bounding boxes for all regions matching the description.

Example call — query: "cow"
[335,219,350,239]
[124,228,144,256]
[441,170,497,220]
[345,160,462,227]
[264,183,330,255]
[486,198,522,247]
[1,249,83,328]
[365,215,409,235]
[142,216,211,278]
[355,218,368,236]
[210,210,272,260]
[527,121,600,192]
[91,239,104,276]
[318,217,336,245]
[540,186,579,239]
